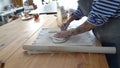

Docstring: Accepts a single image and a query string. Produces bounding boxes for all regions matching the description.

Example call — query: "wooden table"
[0,14,109,68]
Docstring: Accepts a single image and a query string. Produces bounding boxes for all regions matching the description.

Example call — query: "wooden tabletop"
[0,14,109,68]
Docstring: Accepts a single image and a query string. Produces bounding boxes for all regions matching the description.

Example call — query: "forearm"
[69,21,96,35]
[66,14,78,24]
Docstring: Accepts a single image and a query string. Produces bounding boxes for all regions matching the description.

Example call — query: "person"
[24,0,37,10]
[23,0,37,17]
[42,0,45,5]
[55,0,120,68]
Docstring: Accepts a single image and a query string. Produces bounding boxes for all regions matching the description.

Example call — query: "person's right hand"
[60,22,70,31]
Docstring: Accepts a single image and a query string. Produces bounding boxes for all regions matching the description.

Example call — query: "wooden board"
[23,28,116,54]
[24,28,93,46]
[28,28,96,46]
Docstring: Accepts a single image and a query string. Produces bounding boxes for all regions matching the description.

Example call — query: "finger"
[61,27,66,31]
[61,25,67,31]
[54,32,61,38]
[55,32,65,38]
[61,27,65,31]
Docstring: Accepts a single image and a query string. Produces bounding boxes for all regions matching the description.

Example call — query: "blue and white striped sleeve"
[87,0,120,26]
[73,5,84,20]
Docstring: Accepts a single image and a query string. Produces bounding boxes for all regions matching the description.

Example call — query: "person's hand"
[54,30,71,38]
[60,22,70,31]
[33,4,37,9]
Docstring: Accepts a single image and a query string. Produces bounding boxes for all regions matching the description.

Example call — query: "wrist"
[67,29,75,36]
[65,21,70,25]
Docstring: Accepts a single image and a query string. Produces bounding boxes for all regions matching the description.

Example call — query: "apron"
[78,0,120,68]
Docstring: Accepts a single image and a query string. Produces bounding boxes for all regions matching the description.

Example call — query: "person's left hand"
[33,4,37,9]
[54,31,71,38]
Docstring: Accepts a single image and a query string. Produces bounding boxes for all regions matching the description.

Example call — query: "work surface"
[0,15,109,68]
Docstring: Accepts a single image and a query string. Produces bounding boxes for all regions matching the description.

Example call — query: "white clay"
[49,33,69,44]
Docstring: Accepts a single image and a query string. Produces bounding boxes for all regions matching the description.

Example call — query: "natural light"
[28,0,78,10]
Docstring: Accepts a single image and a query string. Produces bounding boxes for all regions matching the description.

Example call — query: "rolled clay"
[49,33,69,44]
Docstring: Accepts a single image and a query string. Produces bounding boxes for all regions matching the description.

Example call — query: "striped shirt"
[73,0,120,26]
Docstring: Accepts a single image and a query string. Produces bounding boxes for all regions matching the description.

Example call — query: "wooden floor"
[0,15,109,68]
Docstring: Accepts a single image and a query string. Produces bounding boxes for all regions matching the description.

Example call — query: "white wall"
[58,0,78,10]
[0,0,11,11]
[33,0,42,8]
[22,0,42,8]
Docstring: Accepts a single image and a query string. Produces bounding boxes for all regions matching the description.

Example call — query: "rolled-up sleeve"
[87,0,120,26]
[73,5,84,20]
